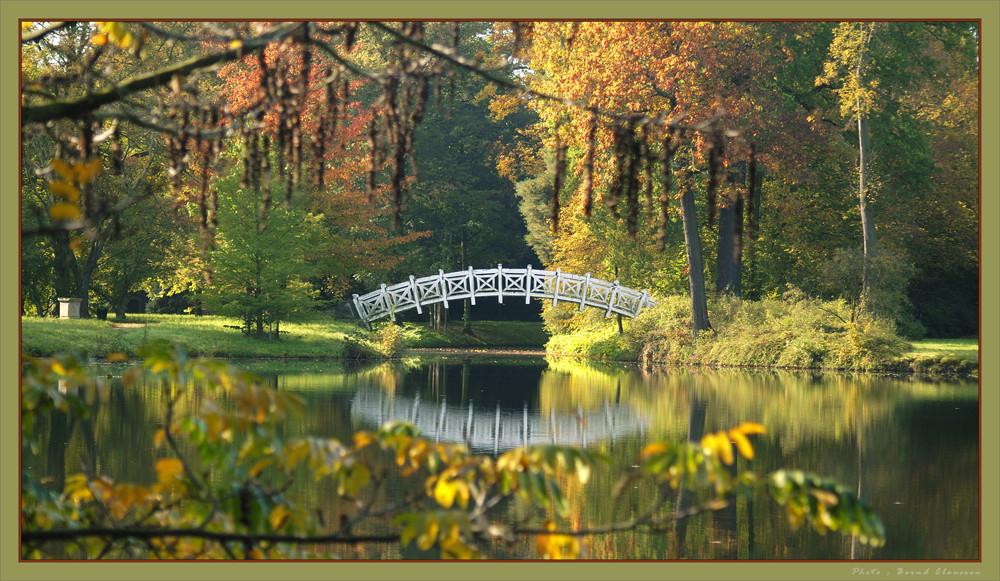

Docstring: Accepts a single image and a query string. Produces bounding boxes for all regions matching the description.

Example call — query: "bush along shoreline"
[543,291,978,381]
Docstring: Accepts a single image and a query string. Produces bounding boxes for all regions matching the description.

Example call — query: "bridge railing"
[351,389,647,454]
[352,265,654,324]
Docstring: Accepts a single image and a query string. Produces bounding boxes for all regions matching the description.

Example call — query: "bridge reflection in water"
[350,388,648,455]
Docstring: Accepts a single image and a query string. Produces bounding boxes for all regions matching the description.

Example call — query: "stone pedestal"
[57,297,82,319]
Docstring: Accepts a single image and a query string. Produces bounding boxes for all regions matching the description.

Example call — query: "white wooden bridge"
[351,265,655,325]
[351,389,648,454]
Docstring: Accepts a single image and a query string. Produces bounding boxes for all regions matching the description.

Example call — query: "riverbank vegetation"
[544,291,978,378]
[20,309,976,378]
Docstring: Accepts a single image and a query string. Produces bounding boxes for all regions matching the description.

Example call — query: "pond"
[24,352,979,561]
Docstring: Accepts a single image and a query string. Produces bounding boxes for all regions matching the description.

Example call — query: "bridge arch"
[351,265,654,325]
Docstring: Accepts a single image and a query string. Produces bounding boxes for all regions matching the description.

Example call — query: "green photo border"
[3,2,997,580]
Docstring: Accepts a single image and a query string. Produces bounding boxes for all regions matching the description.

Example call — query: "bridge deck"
[352,265,654,324]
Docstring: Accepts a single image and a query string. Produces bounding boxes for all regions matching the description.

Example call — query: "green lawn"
[905,338,979,362]
[20,313,363,359]
[20,314,549,360]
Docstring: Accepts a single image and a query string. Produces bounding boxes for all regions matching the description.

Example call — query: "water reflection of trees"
[538,358,978,559]
[26,357,977,560]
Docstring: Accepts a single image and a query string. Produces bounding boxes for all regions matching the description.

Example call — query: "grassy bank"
[897,338,979,377]
[19,314,549,360]
[545,293,979,379]
[20,313,363,359]
[20,309,976,380]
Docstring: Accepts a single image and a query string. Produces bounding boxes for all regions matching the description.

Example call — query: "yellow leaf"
[92,33,108,46]
[249,458,274,478]
[150,360,170,374]
[729,429,755,460]
[417,518,439,550]
[153,429,167,448]
[229,39,244,49]
[702,432,734,465]
[51,158,74,181]
[574,457,591,484]
[639,442,668,460]
[49,203,81,221]
[48,181,79,201]
[77,159,102,183]
[735,422,766,435]
[155,458,185,489]
[786,503,805,530]
[717,435,734,465]
[91,476,114,501]
[535,521,580,559]
[65,473,93,504]
[269,505,290,530]
[353,431,373,450]
[22,22,34,30]
[434,477,458,508]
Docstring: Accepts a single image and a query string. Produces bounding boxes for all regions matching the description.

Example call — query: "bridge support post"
[410,275,422,315]
[525,264,533,304]
[605,281,620,318]
[497,264,504,304]
[635,290,649,317]
[438,269,449,309]
[553,268,561,306]
[468,266,476,305]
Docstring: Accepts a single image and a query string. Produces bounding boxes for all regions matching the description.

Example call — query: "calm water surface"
[26,353,979,560]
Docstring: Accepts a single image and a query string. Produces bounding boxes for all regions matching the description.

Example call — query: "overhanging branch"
[22,22,304,125]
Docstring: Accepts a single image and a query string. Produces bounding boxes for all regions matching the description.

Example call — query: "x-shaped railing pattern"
[352,265,654,324]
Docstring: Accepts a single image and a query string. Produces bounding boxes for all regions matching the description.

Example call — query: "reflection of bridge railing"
[351,265,654,324]
[351,389,647,454]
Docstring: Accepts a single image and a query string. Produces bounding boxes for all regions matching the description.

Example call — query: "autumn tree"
[507,22,797,336]
[815,21,978,328]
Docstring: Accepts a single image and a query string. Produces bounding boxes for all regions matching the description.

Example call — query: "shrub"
[546,290,911,372]
[372,322,406,357]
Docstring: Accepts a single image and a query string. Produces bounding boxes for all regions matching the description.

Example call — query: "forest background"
[4,1,999,581]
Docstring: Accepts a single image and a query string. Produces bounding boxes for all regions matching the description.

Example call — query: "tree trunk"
[858,112,877,289]
[431,302,448,331]
[680,188,712,337]
[732,194,744,297]
[27,282,47,318]
[673,385,708,559]
[715,200,736,295]
[461,228,472,334]
[114,298,127,319]
[856,29,878,298]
